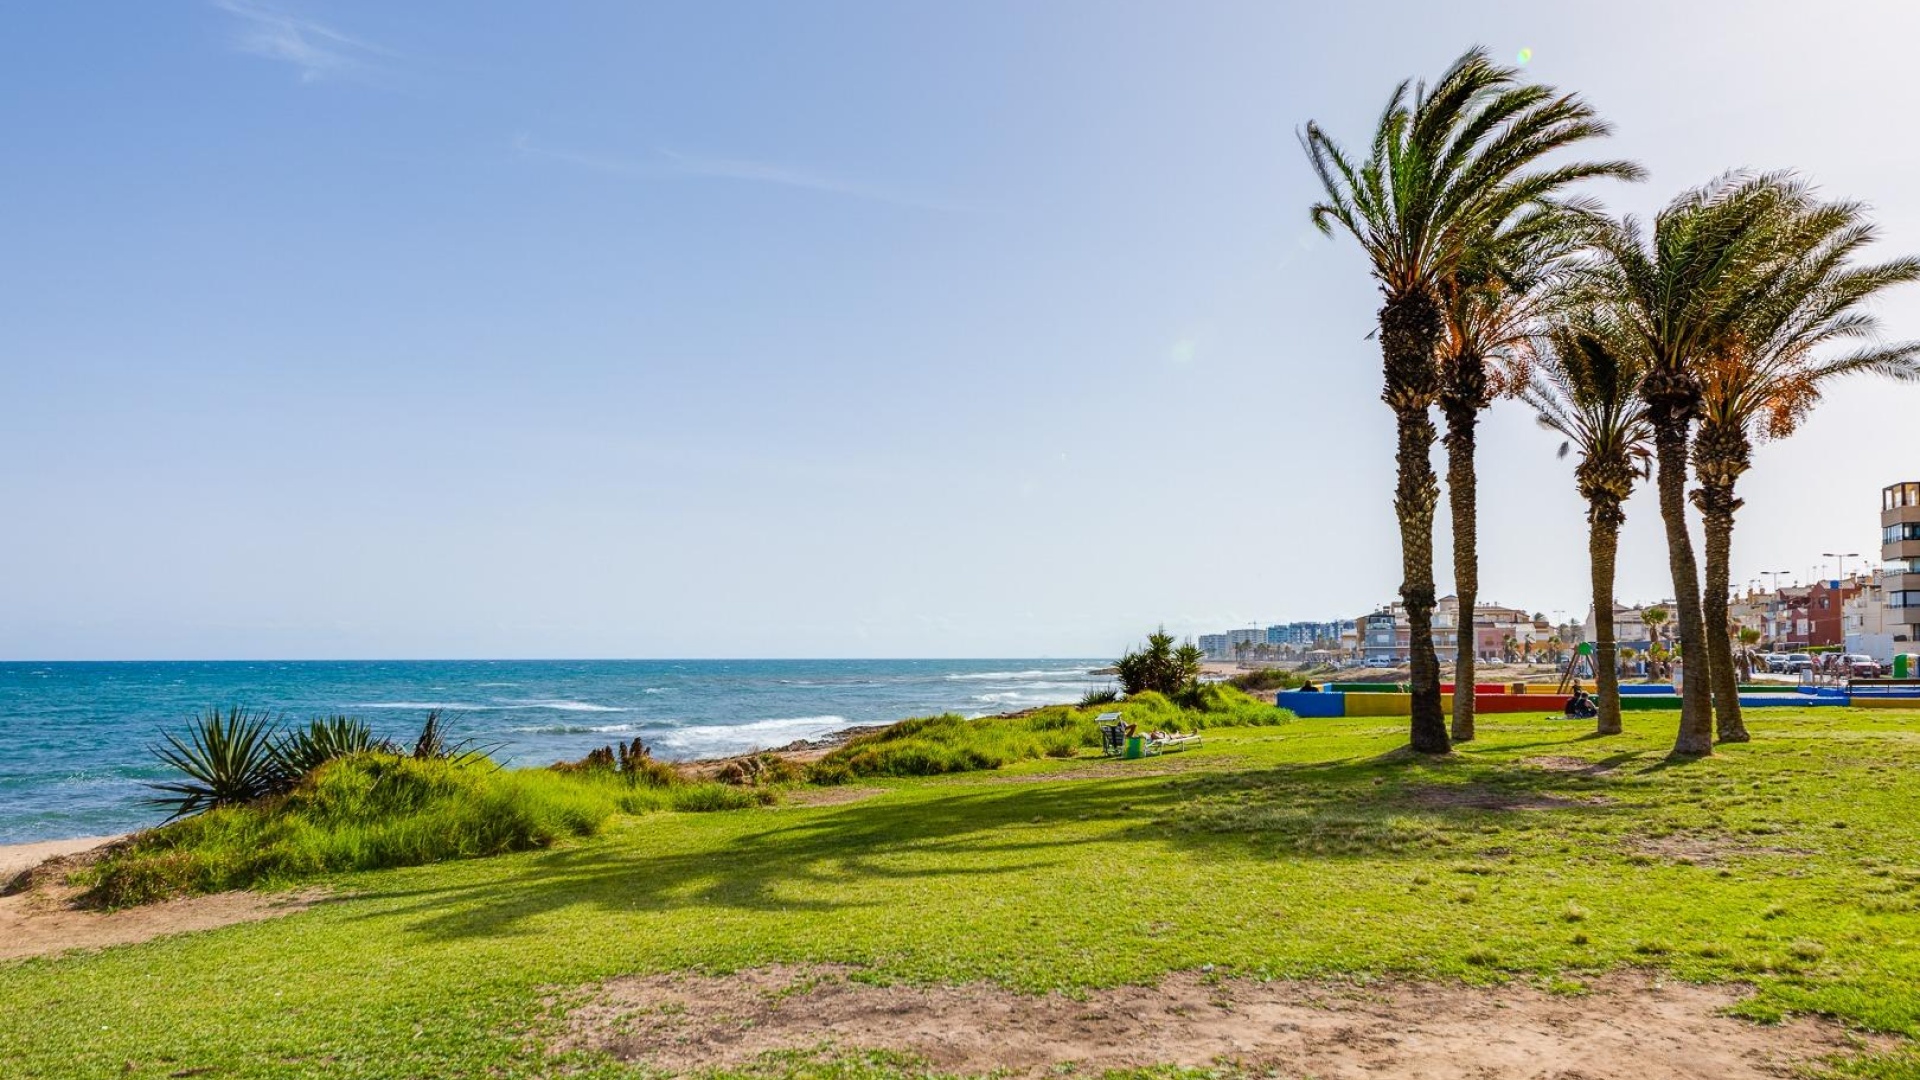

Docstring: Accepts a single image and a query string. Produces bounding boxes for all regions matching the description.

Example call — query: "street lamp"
[1822,552,1861,582]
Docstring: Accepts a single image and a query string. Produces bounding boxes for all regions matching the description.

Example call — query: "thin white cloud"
[511,134,967,213]
[213,0,391,83]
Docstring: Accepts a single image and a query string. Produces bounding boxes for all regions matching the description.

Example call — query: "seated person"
[1299,680,1319,692]
[1564,688,1598,719]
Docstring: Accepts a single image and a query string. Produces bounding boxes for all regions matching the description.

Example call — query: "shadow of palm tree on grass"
[350,730,1664,944]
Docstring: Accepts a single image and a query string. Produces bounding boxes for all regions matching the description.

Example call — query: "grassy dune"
[6,706,1920,1077]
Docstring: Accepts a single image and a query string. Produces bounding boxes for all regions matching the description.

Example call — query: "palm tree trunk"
[1397,405,1447,753]
[1380,292,1447,755]
[1697,480,1750,743]
[1589,499,1624,736]
[1652,422,1714,755]
[1443,395,1479,742]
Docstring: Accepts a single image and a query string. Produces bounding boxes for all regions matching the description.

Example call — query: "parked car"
[1761,653,1789,673]
[1783,653,1815,674]
[1840,654,1883,678]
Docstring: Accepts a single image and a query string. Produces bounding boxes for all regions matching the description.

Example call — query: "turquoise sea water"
[0,659,1109,844]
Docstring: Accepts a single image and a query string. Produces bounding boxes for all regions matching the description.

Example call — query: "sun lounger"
[1150,732,1202,752]
[1097,712,1202,758]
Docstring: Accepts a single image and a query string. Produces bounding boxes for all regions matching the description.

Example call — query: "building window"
[1888,591,1920,608]
[1886,522,1920,544]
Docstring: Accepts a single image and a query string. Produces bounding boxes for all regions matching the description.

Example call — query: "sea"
[0,659,1112,845]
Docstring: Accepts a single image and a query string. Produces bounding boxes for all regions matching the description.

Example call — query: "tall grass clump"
[808,686,1291,782]
[86,754,767,907]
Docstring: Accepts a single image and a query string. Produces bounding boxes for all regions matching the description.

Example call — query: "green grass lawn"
[6,707,1920,1078]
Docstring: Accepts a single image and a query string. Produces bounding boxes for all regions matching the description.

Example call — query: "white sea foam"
[647,715,852,758]
[353,701,495,711]
[493,699,627,713]
[971,689,1085,705]
[943,668,1093,681]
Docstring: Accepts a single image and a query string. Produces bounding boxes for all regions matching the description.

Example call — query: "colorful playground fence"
[1278,682,1864,718]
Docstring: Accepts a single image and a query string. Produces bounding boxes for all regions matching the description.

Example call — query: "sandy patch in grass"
[559,964,1884,1078]
[0,841,318,961]
[1523,755,1630,775]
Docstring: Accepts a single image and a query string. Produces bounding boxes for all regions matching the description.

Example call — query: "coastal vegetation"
[10,708,1920,1078]
[96,711,771,906]
[82,754,769,907]
[1306,49,1919,755]
[99,677,1286,904]
[808,685,1288,783]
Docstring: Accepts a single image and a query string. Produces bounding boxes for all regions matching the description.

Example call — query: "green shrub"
[809,686,1291,780]
[1226,668,1307,693]
[83,754,763,907]
[1114,630,1203,696]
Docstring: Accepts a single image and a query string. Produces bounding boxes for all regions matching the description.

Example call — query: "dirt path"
[0,837,318,961]
[561,964,1886,1078]
[0,888,318,961]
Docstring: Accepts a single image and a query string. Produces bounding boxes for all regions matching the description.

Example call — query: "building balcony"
[1883,482,1920,564]
[1885,571,1920,626]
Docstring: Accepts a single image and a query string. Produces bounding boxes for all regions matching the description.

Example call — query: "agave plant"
[147,706,287,819]
[274,714,386,778]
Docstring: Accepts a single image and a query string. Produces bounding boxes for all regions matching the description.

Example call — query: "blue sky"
[4,1,1919,659]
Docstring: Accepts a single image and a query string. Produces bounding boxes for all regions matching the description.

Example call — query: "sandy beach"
[0,834,124,883]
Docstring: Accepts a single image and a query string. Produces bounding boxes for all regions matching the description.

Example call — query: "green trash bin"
[1125,736,1145,760]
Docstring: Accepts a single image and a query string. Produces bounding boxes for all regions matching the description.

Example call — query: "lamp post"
[1822,551,1861,583]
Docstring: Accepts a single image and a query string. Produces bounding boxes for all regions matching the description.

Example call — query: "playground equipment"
[1556,642,1595,694]
[1277,679,1858,719]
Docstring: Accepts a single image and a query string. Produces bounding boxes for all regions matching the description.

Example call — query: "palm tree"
[1642,605,1670,678]
[1523,321,1652,735]
[1303,47,1640,753]
[1588,175,1804,756]
[1435,210,1601,741]
[1691,180,1920,741]
[1736,626,1764,682]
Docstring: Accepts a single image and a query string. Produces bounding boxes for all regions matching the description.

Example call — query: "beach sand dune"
[0,835,315,961]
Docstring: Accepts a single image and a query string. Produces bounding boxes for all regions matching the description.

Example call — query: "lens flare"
[1516,47,1534,65]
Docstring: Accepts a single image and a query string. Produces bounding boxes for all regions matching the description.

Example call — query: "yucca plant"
[147,707,287,820]
[274,715,386,778]
[409,710,490,765]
